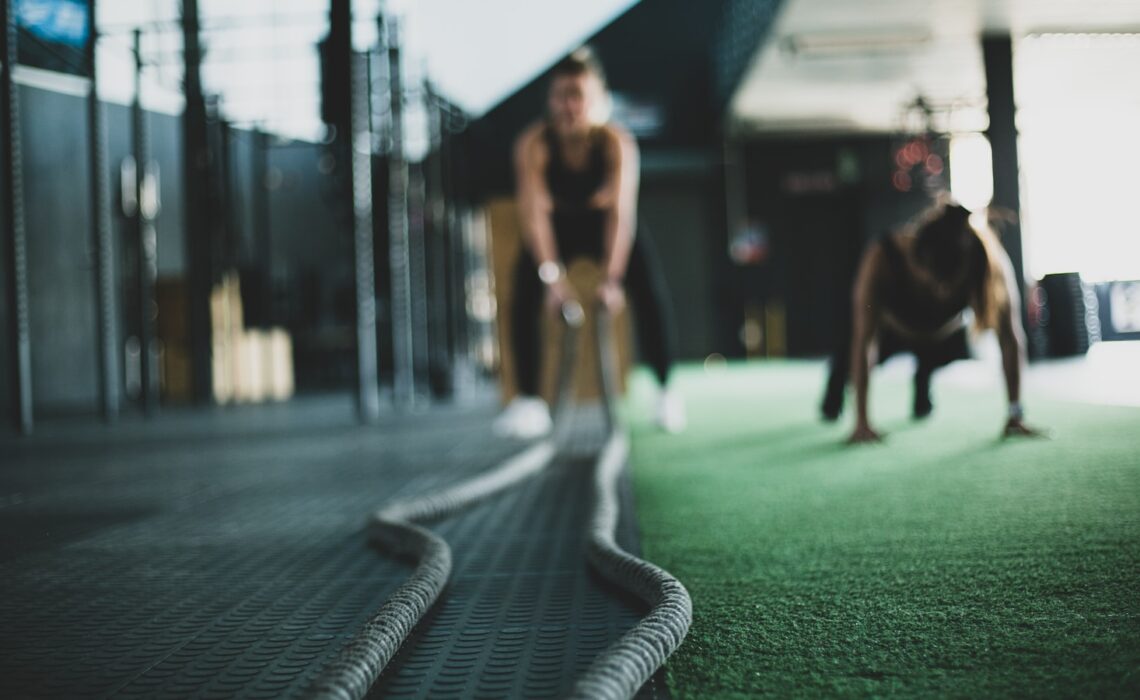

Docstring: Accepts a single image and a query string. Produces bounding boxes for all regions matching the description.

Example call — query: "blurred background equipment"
[1,0,1138,435]
[208,271,295,404]
[1033,272,1102,358]
[2,0,494,432]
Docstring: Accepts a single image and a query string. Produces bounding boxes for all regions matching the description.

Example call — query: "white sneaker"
[655,389,686,433]
[493,396,553,439]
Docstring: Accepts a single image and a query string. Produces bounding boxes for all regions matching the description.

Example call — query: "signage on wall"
[780,149,860,195]
[17,0,88,47]
[14,0,90,76]
[780,171,837,195]
[609,92,665,139]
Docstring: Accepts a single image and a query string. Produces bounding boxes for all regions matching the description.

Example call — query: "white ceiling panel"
[731,0,1140,134]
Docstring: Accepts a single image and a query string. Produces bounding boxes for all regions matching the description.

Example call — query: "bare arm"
[514,125,558,266]
[993,250,1041,437]
[848,244,884,443]
[996,261,1024,407]
[594,126,639,283]
[515,124,574,310]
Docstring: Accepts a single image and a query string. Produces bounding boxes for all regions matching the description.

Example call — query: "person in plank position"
[839,200,1040,443]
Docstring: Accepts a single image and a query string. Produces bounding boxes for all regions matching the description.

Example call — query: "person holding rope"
[830,200,1043,443]
[494,46,685,439]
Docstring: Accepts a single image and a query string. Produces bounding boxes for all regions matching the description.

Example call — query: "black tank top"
[877,236,971,334]
[544,126,607,258]
[544,125,607,210]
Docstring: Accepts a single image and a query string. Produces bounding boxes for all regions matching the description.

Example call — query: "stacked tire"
[1033,272,1101,358]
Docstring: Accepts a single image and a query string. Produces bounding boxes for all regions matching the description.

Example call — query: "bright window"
[1016,33,1140,283]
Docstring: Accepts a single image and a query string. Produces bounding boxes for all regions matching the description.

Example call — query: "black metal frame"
[1,0,32,434]
[87,0,120,423]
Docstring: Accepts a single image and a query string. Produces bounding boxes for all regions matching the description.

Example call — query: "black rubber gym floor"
[0,396,663,698]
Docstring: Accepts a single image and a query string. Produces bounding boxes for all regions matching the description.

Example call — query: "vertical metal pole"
[424,83,453,396]
[385,15,415,407]
[982,34,1026,294]
[183,0,213,404]
[1,0,32,434]
[328,0,381,422]
[252,127,272,325]
[351,48,381,421]
[218,117,237,272]
[132,31,158,414]
[434,97,464,371]
[407,160,430,401]
[445,205,468,387]
[439,118,472,383]
[87,1,119,422]
[722,139,747,252]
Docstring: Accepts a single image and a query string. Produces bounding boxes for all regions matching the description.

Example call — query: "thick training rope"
[308,440,557,700]
[308,303,584,700]
[308,300,691,700]
[569,432,693,700]
[567,307,693,699]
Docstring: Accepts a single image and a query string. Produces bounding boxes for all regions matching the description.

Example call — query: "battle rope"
[309,301,691,699]
[568,306,692,699]
[308,439,558,700]
[308,302,583,699]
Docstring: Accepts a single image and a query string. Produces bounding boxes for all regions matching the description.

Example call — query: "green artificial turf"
[625,361,1140,698]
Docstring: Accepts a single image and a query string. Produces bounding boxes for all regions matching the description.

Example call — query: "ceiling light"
[781,28,932,57]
